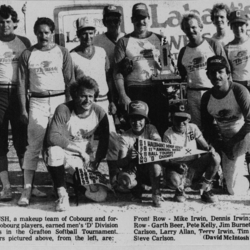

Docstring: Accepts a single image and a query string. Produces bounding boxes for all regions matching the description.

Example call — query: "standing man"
[211,3,233,46]
[94,5,125,183]
[201,55,250,195]
[114,3,169,137]
[0,5,30,201]
[17,17,74,206]
[177,12,229,128]
[224,10,250,90]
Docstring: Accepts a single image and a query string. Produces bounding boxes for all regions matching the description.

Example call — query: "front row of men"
[16,54,250,211]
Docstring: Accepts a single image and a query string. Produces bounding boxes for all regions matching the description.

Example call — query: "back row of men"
[1,3,250,211]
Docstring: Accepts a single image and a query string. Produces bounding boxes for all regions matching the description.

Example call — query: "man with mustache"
[114,3,169,137]
[178,12,229,129]
[17,17,74,206]
[201,55,250,195]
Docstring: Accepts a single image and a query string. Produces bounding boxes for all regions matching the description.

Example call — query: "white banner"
[136,138,207,164]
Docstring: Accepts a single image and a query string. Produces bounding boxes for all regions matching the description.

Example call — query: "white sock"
[23,170,34,189]
[0,171,10,189]
[57,187,68,198]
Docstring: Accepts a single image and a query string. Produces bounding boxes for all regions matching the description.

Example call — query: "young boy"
[162,102,221,203]
[117,100,163,207]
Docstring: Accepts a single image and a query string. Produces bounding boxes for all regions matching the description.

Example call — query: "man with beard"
[114,3,168,137]
[177,12,229,129]
[201,55,250,195]
[17,17,74,206]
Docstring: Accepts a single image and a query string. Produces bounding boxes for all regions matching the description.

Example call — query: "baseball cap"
[128,100,149,120]
[229,10,249,25]
[170,102,191,120]
[207,55,229,71]
[76,16,95,31]
[132,3,149,17]
[103,5,122,16]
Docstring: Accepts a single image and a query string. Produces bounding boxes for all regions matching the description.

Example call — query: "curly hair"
[180,12,203,31]
[0,5,19,27]
[70,76,99,100]
[210,3,231,22]
[33,17,55,34]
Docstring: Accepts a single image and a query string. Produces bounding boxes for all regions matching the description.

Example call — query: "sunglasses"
[106,19,120,25]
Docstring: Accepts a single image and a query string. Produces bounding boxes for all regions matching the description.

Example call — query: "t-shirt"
[71,46,109,97]
[163,123,202,162]
[0,35,30,84]
[177,38,228,89]
[120,124,161,157]
[211,31,234,47]
[114,32,162,87]
[225,38,250,81]
[47,101,109,162]
[94,32,125,68]
[201,82,250,142]
[18,44,74,93]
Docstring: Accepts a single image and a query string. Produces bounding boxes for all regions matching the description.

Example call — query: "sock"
[47,165,65,188]
[200,178,212,195]
[23,170,35,189]
[0,171,10,189]
[57,187,68,198]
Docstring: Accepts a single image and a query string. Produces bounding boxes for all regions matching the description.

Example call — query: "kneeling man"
[45,76,109,211]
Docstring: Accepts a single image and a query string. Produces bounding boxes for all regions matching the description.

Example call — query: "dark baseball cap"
[103,5,122,17]
[128,100,149,120]
[229,10,249,25]
[206,55,229,71]
[170,102,191,120]
[132,3,149,17]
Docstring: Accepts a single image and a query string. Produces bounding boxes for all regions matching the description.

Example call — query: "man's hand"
[127,148,138,160]
[108,102,117,115]
[89,159,99,171]
[20,110,29,124]
[79,151,90,164]
[119,94,131,111]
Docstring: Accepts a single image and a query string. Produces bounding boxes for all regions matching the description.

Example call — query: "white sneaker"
[55,195,70,212]
[17,187,32,206]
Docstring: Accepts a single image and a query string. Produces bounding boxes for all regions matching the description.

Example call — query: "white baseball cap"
[76,16,96,31]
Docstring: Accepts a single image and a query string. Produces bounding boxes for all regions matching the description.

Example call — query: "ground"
[1,143,250,214]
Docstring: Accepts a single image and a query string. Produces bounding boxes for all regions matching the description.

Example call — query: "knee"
[164,169,183,189]
[149,163,162,176]
[210,152,221,168]
[45,146,65,166]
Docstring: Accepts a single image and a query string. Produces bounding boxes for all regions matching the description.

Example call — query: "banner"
[136,138,207,164]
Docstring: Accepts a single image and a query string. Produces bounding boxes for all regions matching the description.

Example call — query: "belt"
[187,87,211,91]
[0,82,17,88]
[30,90,65,98]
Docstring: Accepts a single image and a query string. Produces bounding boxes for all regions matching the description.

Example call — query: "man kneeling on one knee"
[45,76,109,211]
[162,102,221,203]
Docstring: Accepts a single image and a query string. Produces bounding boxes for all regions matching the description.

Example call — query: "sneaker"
[131,195,142,203]
[152,194,164,208]
[201,190,218,203]
[0,187,13,201]
[17,187,32,206]
[32,187,47,197]
[173,189,186,202]
[55,195,70,212]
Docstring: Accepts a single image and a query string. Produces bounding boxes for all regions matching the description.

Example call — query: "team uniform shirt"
[163,124,202,162]
[177,38,227,89]
[211,31,234,47]
[18,44,74,93]
[114,33,161,87]
[71,46,109,98]
[47,101,109,161]
[0,35,30,84]
[201,82,250,141]
[120,124,161,157]
[94,32,125,68]
[225,39,250,81]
